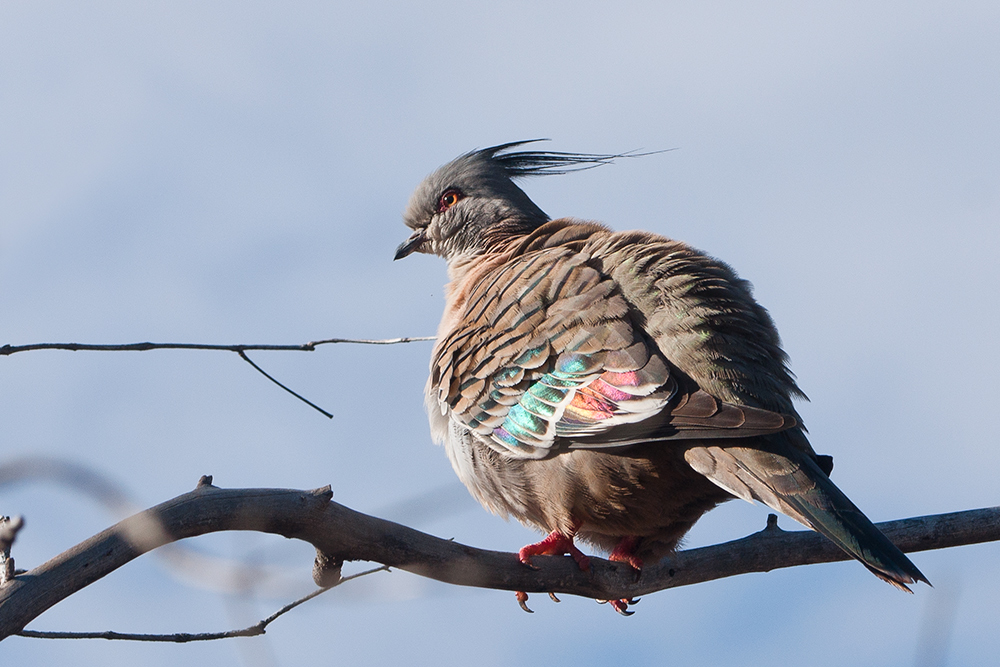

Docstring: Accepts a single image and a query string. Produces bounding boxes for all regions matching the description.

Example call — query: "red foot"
[609,535,644,572]
[518,528,591,571]
[515,525,590,613]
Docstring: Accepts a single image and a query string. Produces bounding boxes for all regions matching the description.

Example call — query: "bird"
[394,140,927,614]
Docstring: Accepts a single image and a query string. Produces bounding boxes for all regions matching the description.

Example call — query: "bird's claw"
[598,597,640,616]
[515,590,563,612]
[610,599,635,616]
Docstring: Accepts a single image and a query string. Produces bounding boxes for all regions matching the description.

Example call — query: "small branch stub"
[311,485,334,503]
[0,516,25,586]
[312,549,343,588]
[310,487,342,588]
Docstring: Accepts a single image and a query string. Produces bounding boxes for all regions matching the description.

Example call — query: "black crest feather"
[475,140,666,178]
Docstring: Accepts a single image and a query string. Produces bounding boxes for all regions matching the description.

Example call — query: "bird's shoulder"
[536,219,804,413]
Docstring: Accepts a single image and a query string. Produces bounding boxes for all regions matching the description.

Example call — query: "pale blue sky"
[2,2,998,665]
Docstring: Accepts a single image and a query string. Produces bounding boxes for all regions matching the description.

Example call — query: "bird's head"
[395,140,631,264]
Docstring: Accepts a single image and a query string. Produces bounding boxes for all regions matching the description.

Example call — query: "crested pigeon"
[395,141,927,614]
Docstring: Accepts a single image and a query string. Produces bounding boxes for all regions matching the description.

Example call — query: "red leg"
[606,535,642,616]
[609,535,643,571]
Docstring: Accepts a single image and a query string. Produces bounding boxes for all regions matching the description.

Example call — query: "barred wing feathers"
[431,239,796,460]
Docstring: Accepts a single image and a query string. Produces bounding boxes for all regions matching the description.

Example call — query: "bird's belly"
[445,426,733,559]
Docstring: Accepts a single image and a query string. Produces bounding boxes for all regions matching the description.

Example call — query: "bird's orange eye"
[437,189,463,212]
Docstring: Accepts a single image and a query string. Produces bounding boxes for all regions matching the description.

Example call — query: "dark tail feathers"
[684,442,929,591]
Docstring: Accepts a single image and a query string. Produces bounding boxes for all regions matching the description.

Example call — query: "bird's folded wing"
[432,247,796,459]
[565,388,796,449]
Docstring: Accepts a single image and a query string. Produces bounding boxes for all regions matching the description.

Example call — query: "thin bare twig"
[0,335,434,416]
[237,351,334,419]
[16,565,389,642]
[0,337,435,356]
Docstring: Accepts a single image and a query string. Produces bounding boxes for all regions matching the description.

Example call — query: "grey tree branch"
[0,456,468,597]
[1,477,997,641]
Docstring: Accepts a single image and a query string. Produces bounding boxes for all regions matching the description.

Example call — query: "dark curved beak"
[394,229,426,260]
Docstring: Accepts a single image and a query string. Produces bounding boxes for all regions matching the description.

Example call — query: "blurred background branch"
[0,456,469,598]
